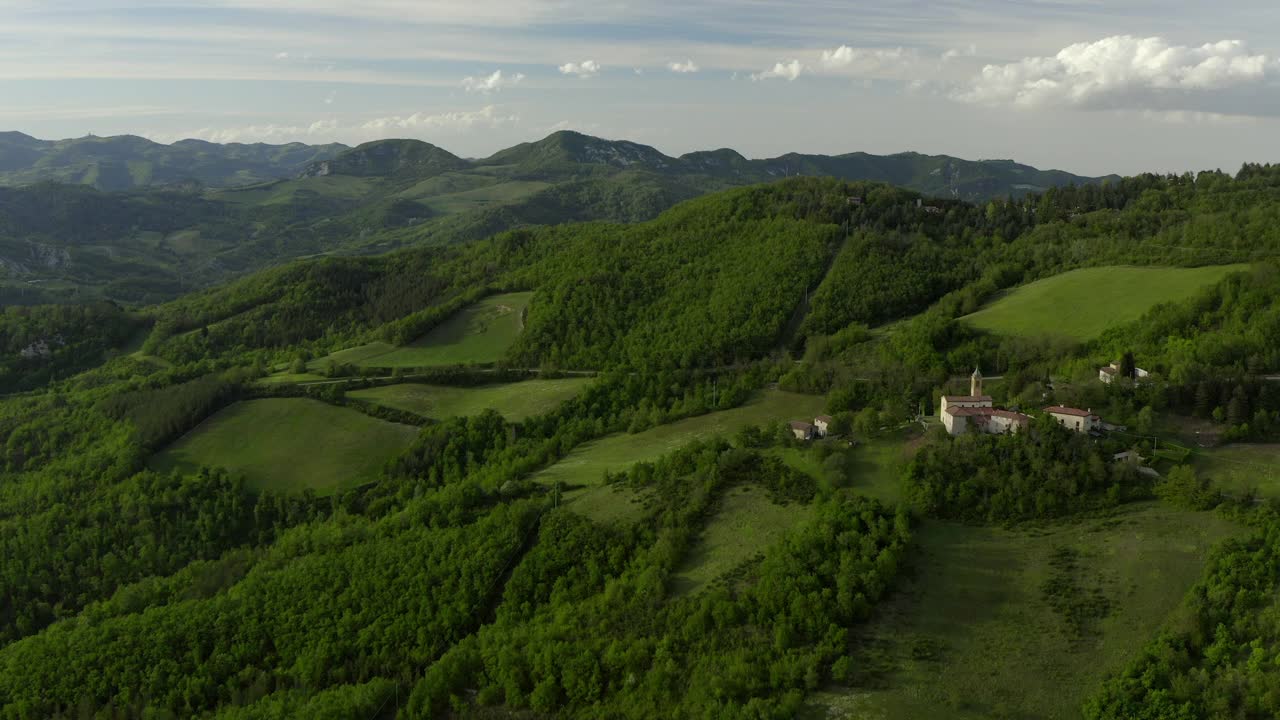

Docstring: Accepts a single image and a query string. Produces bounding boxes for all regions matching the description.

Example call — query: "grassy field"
[531,390,826,491]
[670,484,814,596]
[257,372,326,385]
[349,378,592,421]
[1193,443,1280,498]
[151,398,418,495]
[962,265,1247,342]
[319,292,533,369]
[848,428,923,505]
[808,503,1243,720]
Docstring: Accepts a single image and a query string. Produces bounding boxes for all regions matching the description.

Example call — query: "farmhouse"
[814,415,833,437]
[789,420,817,441]
[940,368,1032,436]
[1099,361,1150,384]
[1044,406,1101,433]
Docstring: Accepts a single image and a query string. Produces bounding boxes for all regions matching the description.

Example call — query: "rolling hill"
[0,132,347,190]
[0,130,1117,304]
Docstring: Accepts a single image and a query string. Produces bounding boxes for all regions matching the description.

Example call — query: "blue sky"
[3,0,1279,175]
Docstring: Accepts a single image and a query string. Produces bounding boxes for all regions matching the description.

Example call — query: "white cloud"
[461,69,525,94]
[175,106,517,144]
[546,119,600,134]
[185,119,341,144]
[956,35,1280,115]
[323,90,337,105]
[668,59,699,73]
[274,51,289,60]
[360,105,518,132]
[942,44,978,62]
[751,59,804,82]
[559,60,601,78]
[820,45,916,74]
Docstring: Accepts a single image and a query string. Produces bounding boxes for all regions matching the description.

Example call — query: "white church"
[940,368,1032,436]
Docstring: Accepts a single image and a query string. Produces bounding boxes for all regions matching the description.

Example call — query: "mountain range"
[0,130,1120,305]
[0,130,1114,198]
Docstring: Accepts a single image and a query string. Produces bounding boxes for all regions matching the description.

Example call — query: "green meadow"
[808,504,1242,720]
[349,378,592,421]
[530,389,827,492]
[151,398,418,495]
[1193,443,1280,498]
[319,292,533,369]
[962,265,1247,342]
[670,484,814,596]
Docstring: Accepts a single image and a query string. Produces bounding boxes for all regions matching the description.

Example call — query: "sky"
[3,0,1280,176]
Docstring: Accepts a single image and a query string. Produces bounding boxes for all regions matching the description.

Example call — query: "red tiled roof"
[942,395,993,402]
[946,406,1030,423]
[988,409,1031,422]
[815,415,833,423]
[1099,366,1118,375]
[789,421,814,430]
[1044,406,1094,417]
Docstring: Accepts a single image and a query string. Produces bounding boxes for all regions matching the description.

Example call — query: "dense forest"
[6,163,1280,717]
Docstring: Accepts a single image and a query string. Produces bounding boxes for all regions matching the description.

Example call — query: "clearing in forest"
[317,292,533,369]
[151,398,418,494]
[532,389,826,523]
[669,484,813,596]
[961,264,1247,342]
[805,503,1243,720]
[349,378,592,421]
[1193,443,1280,498]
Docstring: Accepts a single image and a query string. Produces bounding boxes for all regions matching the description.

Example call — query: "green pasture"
[530,389,827,493]
[808,503,1242,720]
[962,265,1247,342]
[318,292,532,369]
[349,378,592,421]
[1193,443,1280,498]
[670,484,814,596]
[151,398,418,495]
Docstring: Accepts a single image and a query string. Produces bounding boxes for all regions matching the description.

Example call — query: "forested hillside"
[7,164,1280,718]
[0,131,1111,305]
[0,132,347,190]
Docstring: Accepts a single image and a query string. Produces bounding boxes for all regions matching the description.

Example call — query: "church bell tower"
[970,367,983,397]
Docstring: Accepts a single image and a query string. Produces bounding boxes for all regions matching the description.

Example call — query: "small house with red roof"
[1044,406,1101,433]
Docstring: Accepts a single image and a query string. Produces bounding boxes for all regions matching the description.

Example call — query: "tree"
[1136,406,1155,435]
[1227,386,1249,427]
[1119,351,1136,380]
[1195,383,1213,418]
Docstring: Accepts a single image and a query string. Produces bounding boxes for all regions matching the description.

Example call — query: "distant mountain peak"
[301,138,465,178]
[482,131,674,172]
